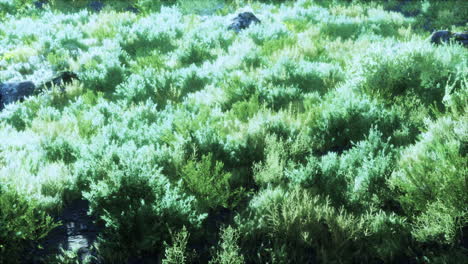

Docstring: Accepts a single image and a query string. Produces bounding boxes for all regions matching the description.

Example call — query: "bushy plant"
[263,56,344,93]
[162,227,191,264]
[355,41,467,107]
[209,226,245,264]
[78,39,126,93]
[120,7,183,56]
[79,142,206,261]
[41,135,80,164]
[286,128,397,211]
[180,153,241,211]
[304,89,401,154]
[0,184,59,264]
[237,187,410,263]
[390,116,467,246]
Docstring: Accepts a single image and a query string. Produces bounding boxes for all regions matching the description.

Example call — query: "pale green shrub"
[162,227,190,264]
[355,41,467,107]
[120,7,183,56]
[210,226,245,264]
[391,116,467,245]
[79,142,206,261]
[78,39,126,93]
[237,187,410,263]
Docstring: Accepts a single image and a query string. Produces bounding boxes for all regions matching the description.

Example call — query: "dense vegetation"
[0,0,467,263]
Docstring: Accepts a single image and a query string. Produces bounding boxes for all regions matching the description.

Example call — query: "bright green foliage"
[356,41,467,107]
[0,185,60,264]
[76,142,205,260]
[237,187,410,263]
[210,226,245,264]
[391,116,468,246]
[181,153,240,211]
[162,227,190,264]
[0,0,467,263]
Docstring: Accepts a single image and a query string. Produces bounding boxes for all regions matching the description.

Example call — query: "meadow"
[0,0,467,263]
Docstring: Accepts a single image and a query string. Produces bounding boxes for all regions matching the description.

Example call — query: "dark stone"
[34,0,48,9]
[430,30,453,45]
[0,81,36,110]
[453,32,468,46]
[228,12,261,32]
[24,199,102,263]
[43,71,79,90]
[88,1,104,12]
[430,30,468,47]
[125,6,140,14]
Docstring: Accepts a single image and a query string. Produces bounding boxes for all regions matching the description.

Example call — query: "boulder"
[430,30,468,47]
[88,1,104,12]
[453,32,468,46]
[43,71,79,90]
[125,6,140,14]
[228,12,261,32]
[34,0,48,9]
[430,30,453,45]
[0,81,36,110]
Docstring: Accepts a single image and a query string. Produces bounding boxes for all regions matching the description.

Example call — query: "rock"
[0,81,36,110]
[43,71,79,90]
[33,0,48,9]
[228,12,261,32]
[453,32,468,46]
[125,5,140,14]
[88,1,104,12]
[430,30,453,45]
[430,30,468,47]
[26,200,101,263]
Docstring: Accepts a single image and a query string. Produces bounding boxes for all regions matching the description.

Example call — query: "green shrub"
[209,226,245,264]
[120,7,182,56]
[356,41,467,107]
[237,187,410,263]
[390,116,467,246]
[41,136,80,164]
[180,153,241,211]
[286,128,397,210]
[78,142,206,261]
[263,57,344,93]
[305,90,401,154]
[162,227,191,264]
[78,39,126,93]
[0,184,59,264]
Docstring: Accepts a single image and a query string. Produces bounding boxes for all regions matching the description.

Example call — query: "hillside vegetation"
[0,0,467,263]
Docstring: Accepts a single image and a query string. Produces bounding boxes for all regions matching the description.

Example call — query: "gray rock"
[228,12,261,32]
[88,1,104,12]
[34,0,48,9]
[453,32,468,46]
[430,30,453,45]
[125,6,140,14]
[430,30,468,47]
[0,81,36,110]
[43,71,79,90]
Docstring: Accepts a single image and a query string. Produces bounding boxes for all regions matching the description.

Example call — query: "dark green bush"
[237,187,411,263]
[0,185,59,264]
[79,142,205,261]
[357,42,466,107]
[180,153,239,211]
[41,136,80,164]
[286,128,397,211]
[391,116,467,247]
[305,90,401,154]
